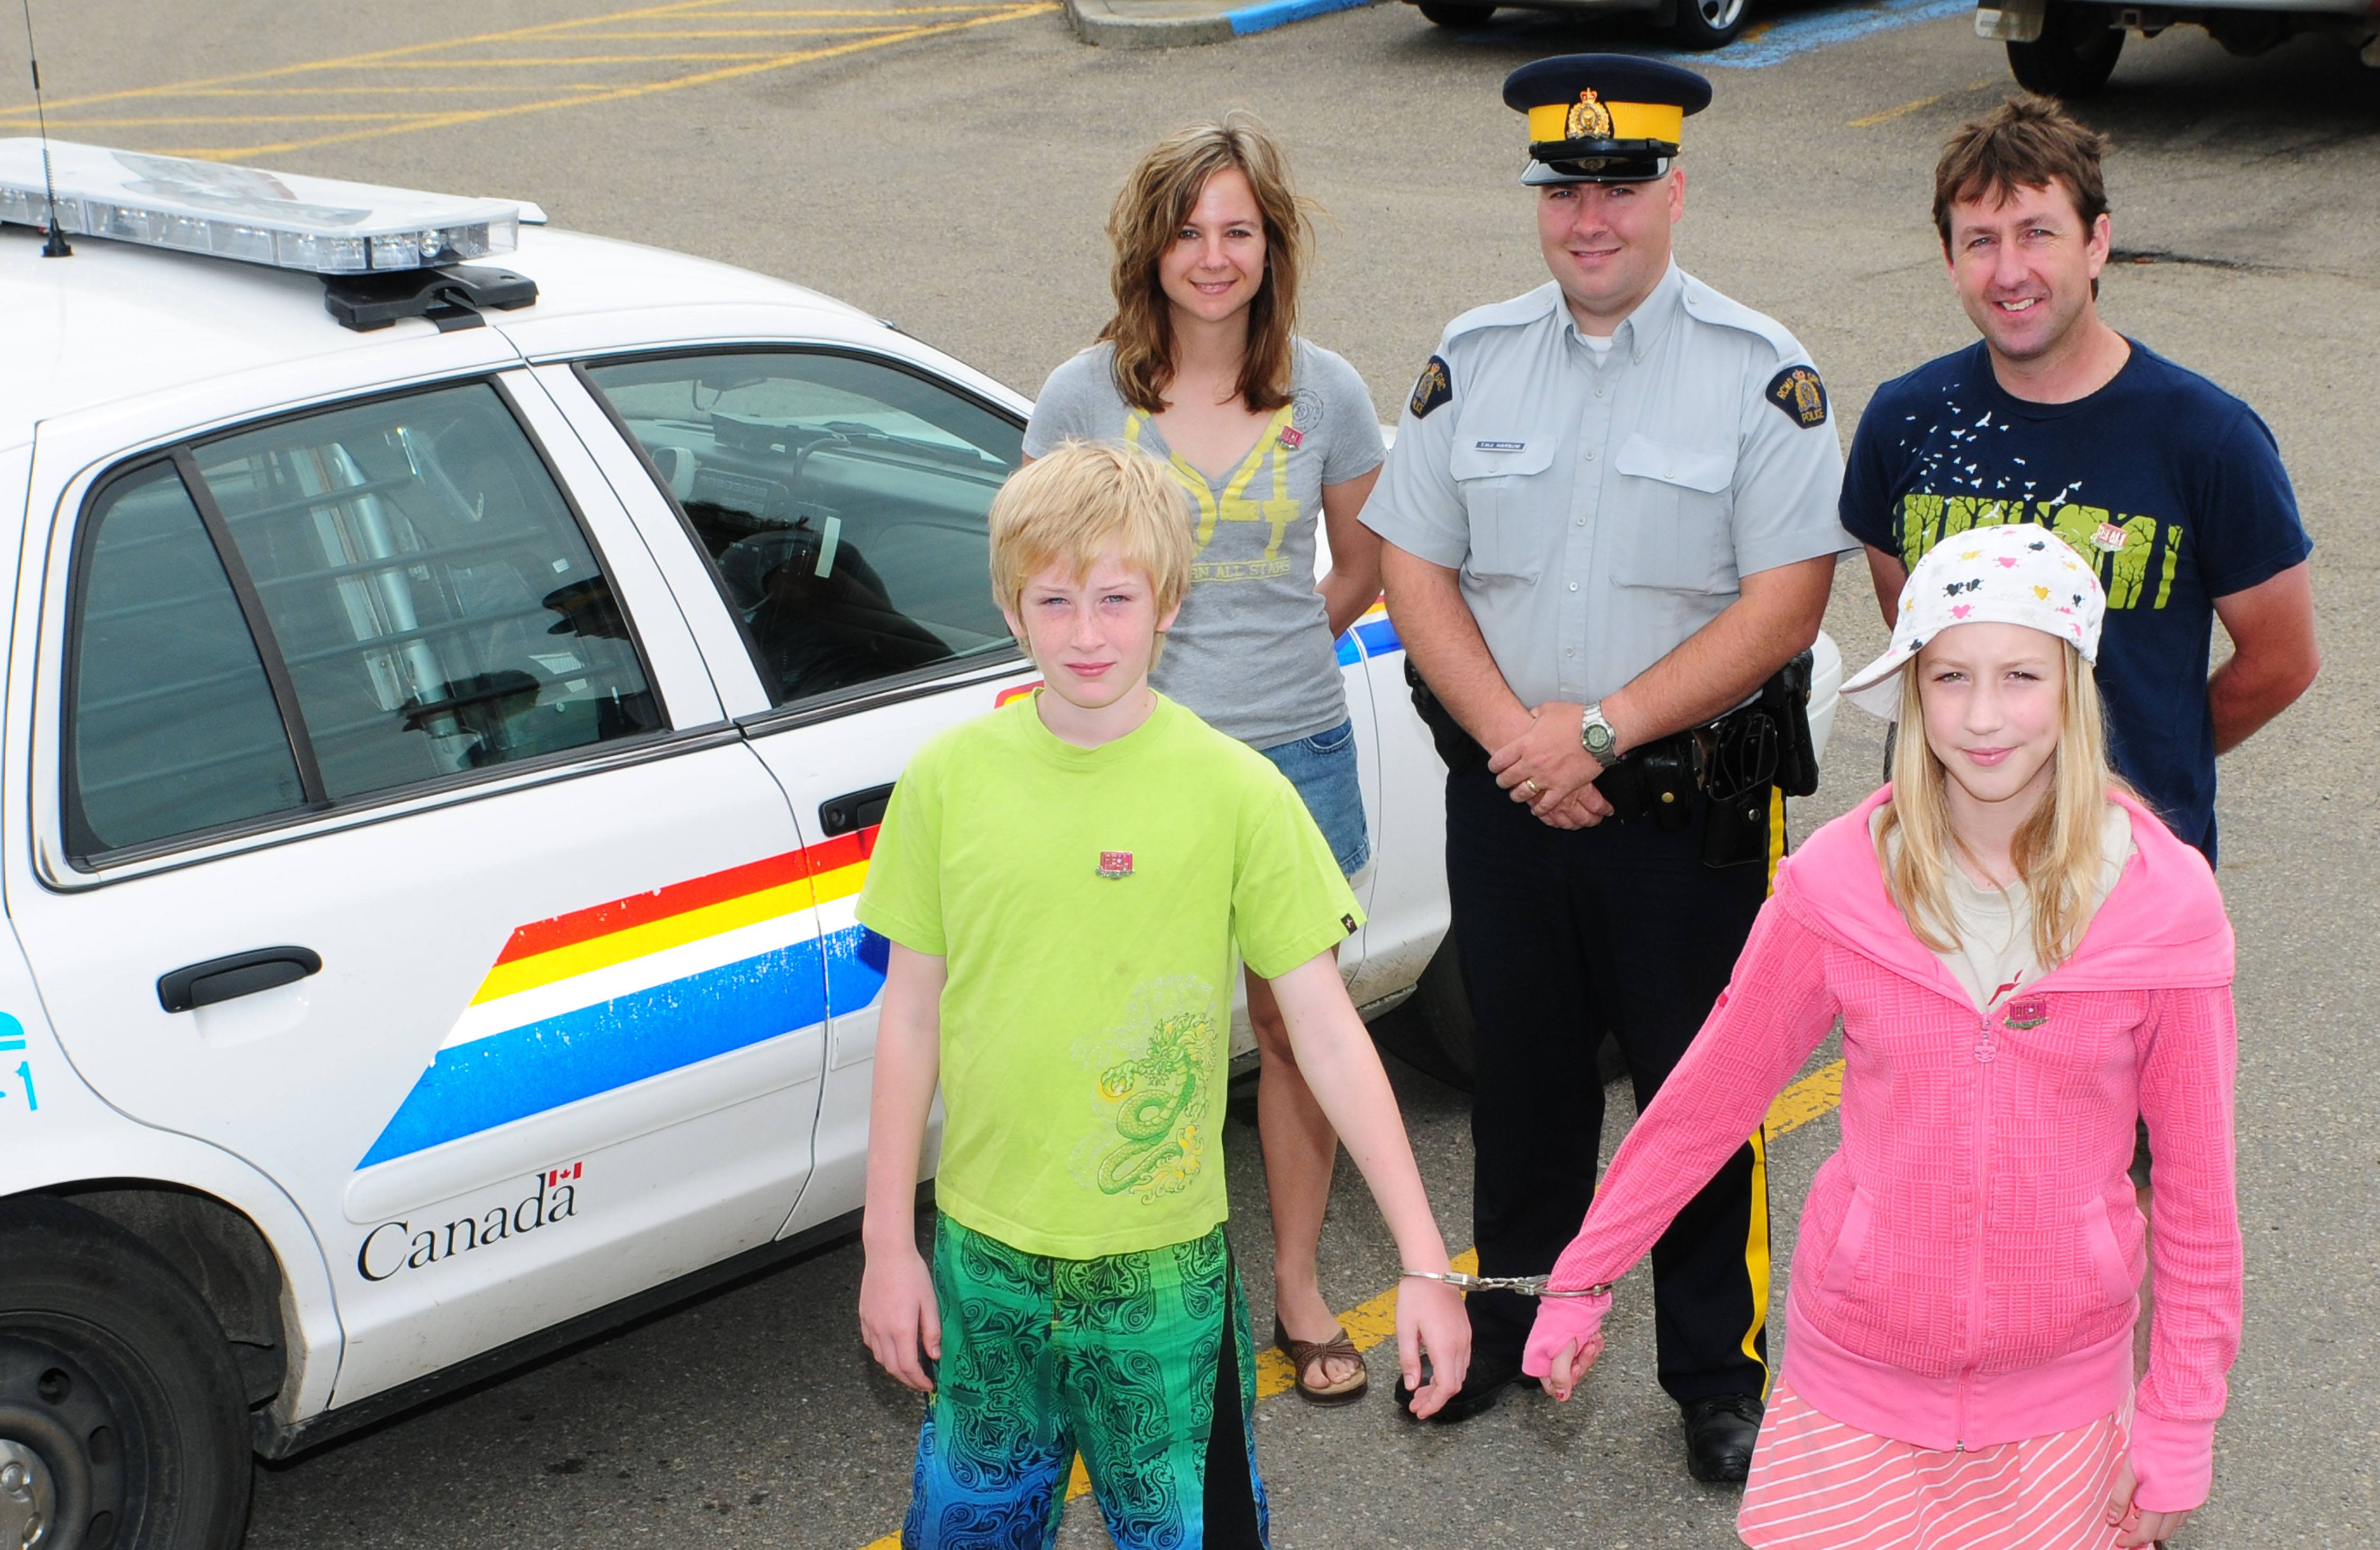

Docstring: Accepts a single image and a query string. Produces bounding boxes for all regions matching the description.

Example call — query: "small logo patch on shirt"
[1341,914,1359,935]
[1765,364,1829,428]
[2091,521,2129,553]
[1409,355,1452,420]
[1278,425,1305,450]
[1473,440,1527,451]
[1096,851,1134,880]
[2003,996,2048,1030]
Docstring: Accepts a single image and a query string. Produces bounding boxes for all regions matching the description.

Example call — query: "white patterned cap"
[1841,524,2107,721]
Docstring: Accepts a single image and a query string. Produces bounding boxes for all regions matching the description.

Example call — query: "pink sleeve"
[1522,1291,1612,1379]
[1534,895,1838,1306]
[2129,983,2243,1515]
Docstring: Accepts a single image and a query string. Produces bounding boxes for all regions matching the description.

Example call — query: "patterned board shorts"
[903,1214,1267,1550]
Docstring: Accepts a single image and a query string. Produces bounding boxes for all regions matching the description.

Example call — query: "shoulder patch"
[1766,365,1828,429]
[1409,355,1452,420]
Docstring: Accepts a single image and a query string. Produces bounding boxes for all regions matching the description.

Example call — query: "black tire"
[0,1196,251,1550]
[1667,0,1753,50]
[1370,934,1626,1093]
[1416,2,1496,24]
[2006,4,2125,96]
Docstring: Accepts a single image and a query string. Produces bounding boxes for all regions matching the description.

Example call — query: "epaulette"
[1678,273,1803,363]
[1440,282,1563,346]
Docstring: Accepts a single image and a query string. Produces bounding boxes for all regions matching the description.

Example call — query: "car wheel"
[0,1196,251,1550]
[2006,3,2124,96]
[1370,935,1626,1093]
[1668,0,1753,50]
[1416,2,1496,25]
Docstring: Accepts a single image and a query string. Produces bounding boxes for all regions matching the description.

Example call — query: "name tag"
[1473,440,1527,452]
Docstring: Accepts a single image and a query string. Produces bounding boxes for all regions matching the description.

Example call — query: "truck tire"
[1668,0,1753,50]
[1416,2,1497,24]
[2007,3,2125,96]
[0,1196,251,1550]
[1372,936,1626,1092]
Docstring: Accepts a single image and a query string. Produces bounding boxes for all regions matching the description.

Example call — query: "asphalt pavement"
[5,1,2376,1544]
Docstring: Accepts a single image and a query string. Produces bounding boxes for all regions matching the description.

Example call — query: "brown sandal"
[1273,1315,1368,1406]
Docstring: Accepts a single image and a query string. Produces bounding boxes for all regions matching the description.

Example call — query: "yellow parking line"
[0,0,740,114]
[41,113,462,127]
[518,25,959,36]
[848,1059,1847,1550]
[1849,76,2000,128]
[144,6,1054,159]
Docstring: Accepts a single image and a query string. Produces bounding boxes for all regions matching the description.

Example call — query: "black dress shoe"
[1392,1361,1519,1424]
[1679,1393,1765,1483]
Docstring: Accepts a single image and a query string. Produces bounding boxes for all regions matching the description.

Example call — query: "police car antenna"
[19,0,68,257]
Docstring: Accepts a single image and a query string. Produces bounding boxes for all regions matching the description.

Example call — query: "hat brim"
[1521,154,1672,186]
[1838,643,1917,722]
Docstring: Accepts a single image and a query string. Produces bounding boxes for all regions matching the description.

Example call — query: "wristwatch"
[1579,701,1619,763]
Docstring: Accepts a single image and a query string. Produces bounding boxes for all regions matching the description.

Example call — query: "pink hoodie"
[1522,788,2241,1516]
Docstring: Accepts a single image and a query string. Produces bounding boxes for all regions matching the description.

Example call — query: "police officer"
[1361,57,1854,1482]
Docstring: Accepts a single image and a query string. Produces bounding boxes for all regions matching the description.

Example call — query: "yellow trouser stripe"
[1765,785,1788,893]
[1740,1122,1773,1392]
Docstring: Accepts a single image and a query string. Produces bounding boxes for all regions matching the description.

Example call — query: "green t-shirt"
[855,692,1363,1259]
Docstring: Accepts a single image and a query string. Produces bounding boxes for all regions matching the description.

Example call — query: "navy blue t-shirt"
[1841,340,2311,862]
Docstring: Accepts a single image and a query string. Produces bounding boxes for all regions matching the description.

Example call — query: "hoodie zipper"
[1957,1010,1999,1451]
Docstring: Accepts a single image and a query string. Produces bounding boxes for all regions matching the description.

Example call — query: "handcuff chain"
[1402,1270,1612,1298]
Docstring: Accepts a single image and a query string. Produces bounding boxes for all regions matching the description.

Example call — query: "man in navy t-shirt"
[1841,96,2317,864]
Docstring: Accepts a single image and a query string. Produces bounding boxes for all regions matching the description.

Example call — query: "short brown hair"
[988,441,1194,624]
[1932,94,2110,249]
[1097,113,1315,417]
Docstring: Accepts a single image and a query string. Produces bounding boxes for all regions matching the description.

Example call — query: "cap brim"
[1838,644,1916,721]
[1521,155,1672,186]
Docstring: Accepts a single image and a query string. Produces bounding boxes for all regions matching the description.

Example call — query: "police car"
[0,141,1838,1550]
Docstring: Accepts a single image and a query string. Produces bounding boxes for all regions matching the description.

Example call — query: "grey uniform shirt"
[1362,264,1855,710]
[1026,338,1385,748]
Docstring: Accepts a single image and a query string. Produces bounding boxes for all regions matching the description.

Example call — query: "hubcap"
[0,1440,54,1549]
[1697,0,1745,26]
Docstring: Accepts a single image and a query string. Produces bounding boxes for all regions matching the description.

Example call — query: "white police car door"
[6,368,829,1406]
[561,346,1040,1228]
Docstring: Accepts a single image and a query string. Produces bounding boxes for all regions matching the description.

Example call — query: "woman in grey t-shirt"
[1023,115,1386,1407]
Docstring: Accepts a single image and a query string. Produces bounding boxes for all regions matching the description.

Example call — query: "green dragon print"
[1073,979,1215,1204]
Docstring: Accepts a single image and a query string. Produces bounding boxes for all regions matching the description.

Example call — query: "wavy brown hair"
[1098,113,1314,416]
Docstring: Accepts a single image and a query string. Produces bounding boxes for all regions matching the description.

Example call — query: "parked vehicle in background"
[1976,0,2380,95]
[1410,0,1755,50]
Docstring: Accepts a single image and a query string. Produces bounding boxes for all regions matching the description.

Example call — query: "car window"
[184,381,663,802]
[580,351,1022,708]
[66,462,308,856]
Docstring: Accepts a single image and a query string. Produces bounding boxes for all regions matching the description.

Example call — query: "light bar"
[0,140,520,275]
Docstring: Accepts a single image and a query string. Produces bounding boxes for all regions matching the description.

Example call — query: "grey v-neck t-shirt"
[1024,338,1385,748]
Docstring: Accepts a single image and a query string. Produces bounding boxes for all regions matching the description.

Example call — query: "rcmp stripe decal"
[1334,602,1404,666]
[358,831,885,1170]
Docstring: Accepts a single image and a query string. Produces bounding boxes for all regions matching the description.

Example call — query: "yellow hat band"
[1526,100,1685,146]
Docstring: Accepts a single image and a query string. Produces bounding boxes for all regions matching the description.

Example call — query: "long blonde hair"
[1876,645,2127,968]
[1097,113,1315,416]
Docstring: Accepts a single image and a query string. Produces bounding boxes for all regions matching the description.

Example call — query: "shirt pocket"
[1819,1185,1876,1295]
[1449,436,1556,582]
[1610,433,1736,593]
[2080,1193,2139,1305]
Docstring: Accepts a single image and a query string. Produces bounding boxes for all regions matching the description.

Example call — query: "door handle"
[818,784,894,839]
[157,947,324,1014]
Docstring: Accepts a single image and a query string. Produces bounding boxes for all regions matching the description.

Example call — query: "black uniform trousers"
[1445,760,1772,1406]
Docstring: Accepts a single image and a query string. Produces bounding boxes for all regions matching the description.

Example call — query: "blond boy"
[856,442,1467,1549]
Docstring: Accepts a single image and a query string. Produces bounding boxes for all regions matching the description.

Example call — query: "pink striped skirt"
[1736,1380,2130,1550]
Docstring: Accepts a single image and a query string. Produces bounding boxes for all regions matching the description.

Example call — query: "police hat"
[1502,55,1713,185]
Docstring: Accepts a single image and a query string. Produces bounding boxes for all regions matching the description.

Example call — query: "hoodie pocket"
[2082,1194,2138,1304]
[1820,1187,1876,1295]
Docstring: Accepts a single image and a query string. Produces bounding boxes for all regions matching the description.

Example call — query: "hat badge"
[1566,89,1614,140]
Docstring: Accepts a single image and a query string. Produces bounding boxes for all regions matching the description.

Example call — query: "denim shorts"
[1256,718,1370,878]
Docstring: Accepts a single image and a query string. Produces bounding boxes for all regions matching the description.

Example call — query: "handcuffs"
[1402,1270,1611,1298]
